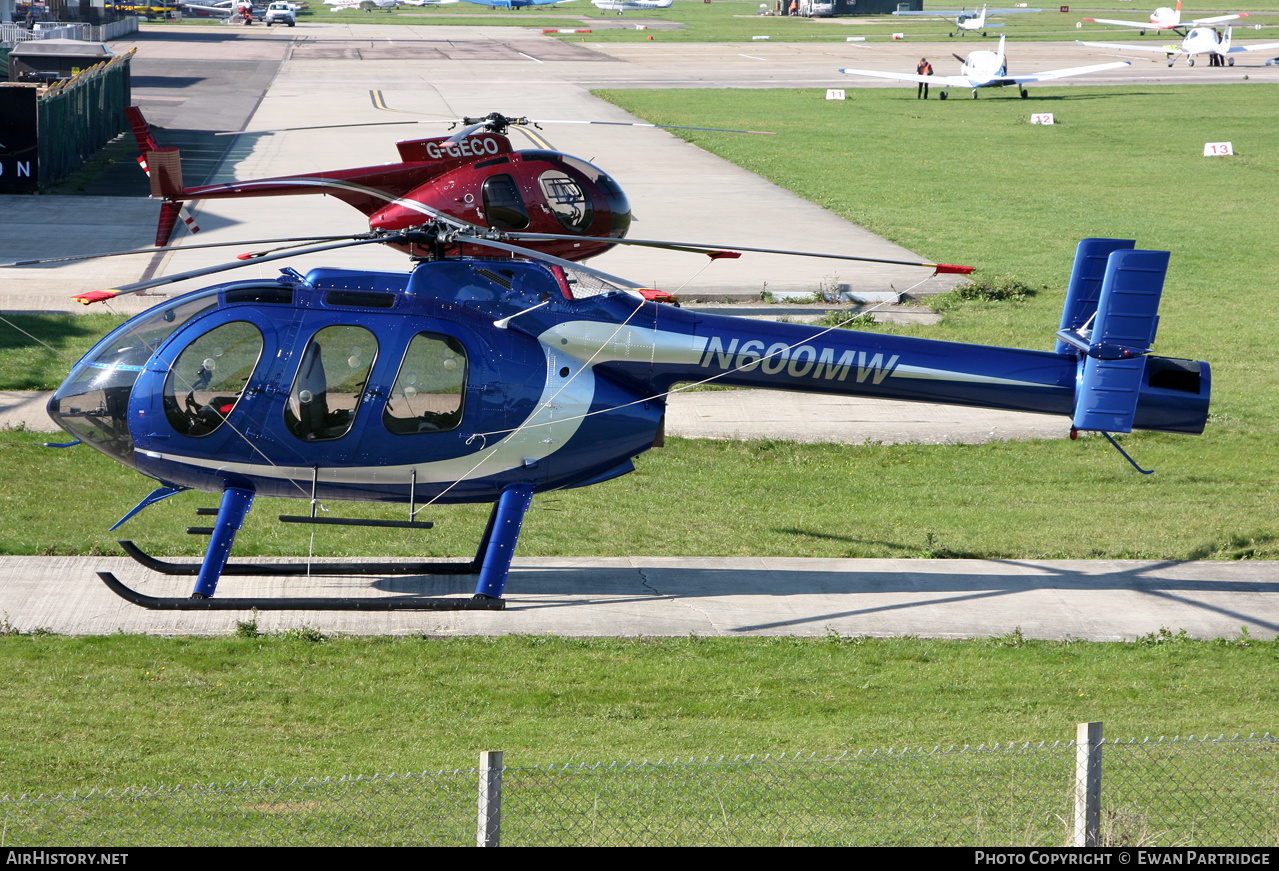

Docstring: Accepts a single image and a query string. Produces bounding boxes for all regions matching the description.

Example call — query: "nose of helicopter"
[48,364,139,469]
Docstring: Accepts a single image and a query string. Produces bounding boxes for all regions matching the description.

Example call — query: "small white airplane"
[178,2,235,18]
[1080,25,1279,67]
[1083,2,1247,37]
[839,35,1129,99]
[892,5,1042,38]
[592,0,671,13]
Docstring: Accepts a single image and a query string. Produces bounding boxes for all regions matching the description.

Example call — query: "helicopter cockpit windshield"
[538,170,593,232]
[48,288,221,468]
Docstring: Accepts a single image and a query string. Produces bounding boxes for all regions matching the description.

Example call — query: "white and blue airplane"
[839,35,1129,99]
[892,5,1042,38]
[1080,25,1279,67]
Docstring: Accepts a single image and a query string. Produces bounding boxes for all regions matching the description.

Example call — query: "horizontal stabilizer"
[1069,249,1170,433]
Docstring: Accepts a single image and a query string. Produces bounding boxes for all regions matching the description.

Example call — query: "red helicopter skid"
[97,572,505,611]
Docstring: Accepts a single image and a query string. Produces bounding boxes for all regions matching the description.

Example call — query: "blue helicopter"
[46,230,1209,611]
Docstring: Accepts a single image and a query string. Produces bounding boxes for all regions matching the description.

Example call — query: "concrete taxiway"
[1,23,1273,640]
[2,555,1275,641]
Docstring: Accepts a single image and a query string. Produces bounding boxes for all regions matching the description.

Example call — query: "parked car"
[264,1,296,24]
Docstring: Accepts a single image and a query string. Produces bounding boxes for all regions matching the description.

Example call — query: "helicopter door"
[160,320,266,443]
[382,332,467,436]
[283,324,378,443]
[481,174,530,231]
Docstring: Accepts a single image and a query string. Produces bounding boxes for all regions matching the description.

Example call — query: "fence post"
[478,750,503,847]
[1073,721,1102,847]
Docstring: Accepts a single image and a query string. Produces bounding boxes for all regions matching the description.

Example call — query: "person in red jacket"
[916,57,933,99]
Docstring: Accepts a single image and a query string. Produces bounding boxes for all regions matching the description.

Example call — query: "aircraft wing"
[1082,17,1160,29]
[838,68,976,88]
[1186,13,1247,27]
[1077,40,1180,54]
[1224,40,1279,54]
[1002,60,1130,84]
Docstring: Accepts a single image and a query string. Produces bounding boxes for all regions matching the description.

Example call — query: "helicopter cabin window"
[163,321,264,438]
[538,170,593,232]
[481,174,529,231]
[284,325,378,442]
[383,333,467,435]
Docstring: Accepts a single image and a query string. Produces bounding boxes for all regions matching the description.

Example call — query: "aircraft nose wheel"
[1187,58,1194,66]
[939,91,948,100]
[1227,57,1234,66]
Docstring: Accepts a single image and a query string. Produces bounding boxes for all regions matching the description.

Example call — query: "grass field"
[0,631,1272,796]
[153,1,1279,45]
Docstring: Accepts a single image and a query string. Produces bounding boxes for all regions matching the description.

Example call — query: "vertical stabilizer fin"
[1055,238,1136,354]
[125,106,161,156]
[1070,249,1170,433]
[155,200,184,247]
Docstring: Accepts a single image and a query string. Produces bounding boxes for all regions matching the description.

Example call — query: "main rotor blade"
[528,120,777,136]
[451,233,647,291]
[216,120,449,136]
[503,232,975,274]
[218,116,776,139]
[2,236,353,268]
[72,234,399,306]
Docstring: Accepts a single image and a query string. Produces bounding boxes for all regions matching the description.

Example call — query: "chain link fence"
[34,48,134,186]
[2,732,1274,847]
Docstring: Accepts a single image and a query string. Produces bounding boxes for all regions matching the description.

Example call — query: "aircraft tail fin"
[154,201,201,247]
[126,106,161,156]
[1057,242,1169,433]
[1221,26,1231,54]
[127,106,188,202]
[1055,238,1136,354]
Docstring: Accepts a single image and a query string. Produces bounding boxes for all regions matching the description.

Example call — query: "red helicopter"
[127,108,771,265]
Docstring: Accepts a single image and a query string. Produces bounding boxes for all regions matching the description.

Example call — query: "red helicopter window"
[162,321,264,439]
[481,174,529,231]
[537,170,593,232]
[284,325,378,442]
[383,333,467,435]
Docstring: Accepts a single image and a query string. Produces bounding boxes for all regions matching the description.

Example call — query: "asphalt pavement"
[1,22,1274,639]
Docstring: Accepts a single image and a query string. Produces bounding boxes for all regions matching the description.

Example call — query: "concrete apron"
[1,555,1274,640]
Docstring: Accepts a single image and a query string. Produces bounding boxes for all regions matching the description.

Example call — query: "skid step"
[279,515,435,530]
[119,540,481,577]
[98,572,505,611]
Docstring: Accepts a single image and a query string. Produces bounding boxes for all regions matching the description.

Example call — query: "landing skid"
[118,539,482,577]
[98,571,505,611]
[102,483,536,611]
